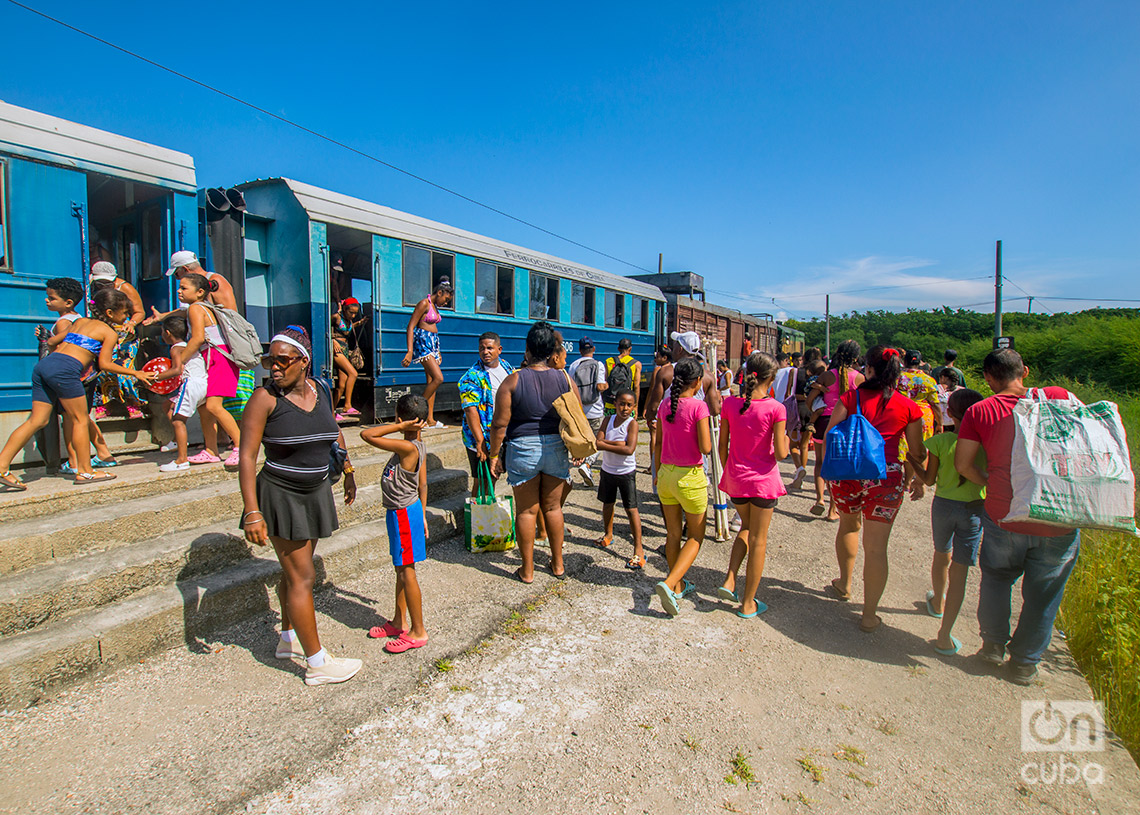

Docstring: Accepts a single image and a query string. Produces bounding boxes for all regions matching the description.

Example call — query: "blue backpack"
[820,390,888,481]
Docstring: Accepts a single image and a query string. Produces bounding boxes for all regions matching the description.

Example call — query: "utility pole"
[825,294,831,358]
[994,240,1003,339]
[1027,296,1033,314]
[658,253,663,275]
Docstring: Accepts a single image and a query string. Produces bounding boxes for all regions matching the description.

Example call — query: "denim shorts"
[504,434,570,487]
[931,495,984,565]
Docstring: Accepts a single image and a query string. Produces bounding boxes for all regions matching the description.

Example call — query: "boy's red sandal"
[384,633,427,654]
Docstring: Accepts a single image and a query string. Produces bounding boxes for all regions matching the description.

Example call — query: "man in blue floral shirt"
[458,332,514,495]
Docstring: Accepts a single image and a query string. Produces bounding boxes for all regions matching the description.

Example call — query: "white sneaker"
[729,516,742,534]
[275,636,305,660]
[790,467,806,490]
[160,441,177,453]
[304,655,362,686]
[578,463,595,487]
[159,460,190,472]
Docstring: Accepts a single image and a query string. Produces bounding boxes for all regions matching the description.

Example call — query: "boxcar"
[667,297,778,368]
[228,178,665,420]
[0,101,198,462]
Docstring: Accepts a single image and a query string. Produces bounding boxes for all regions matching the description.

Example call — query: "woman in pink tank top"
[805,340,865,519]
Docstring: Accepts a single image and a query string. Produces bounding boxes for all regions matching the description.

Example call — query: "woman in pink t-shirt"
[652,358,712,617]
[717,352,789,618]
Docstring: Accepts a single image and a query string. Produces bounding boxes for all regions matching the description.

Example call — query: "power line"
[4,0,656,274]
[1001,274,1054,315]
[1034,296,1140,303]
[757,275,992,301]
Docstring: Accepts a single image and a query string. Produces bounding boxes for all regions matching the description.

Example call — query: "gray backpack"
[572,358,603,406]
[199,302,263,370]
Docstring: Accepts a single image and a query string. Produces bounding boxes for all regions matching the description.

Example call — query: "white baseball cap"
[90,261,118,281]
[670,331,703,357]
[165,250,199,276]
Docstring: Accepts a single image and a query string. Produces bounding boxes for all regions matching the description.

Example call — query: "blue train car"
[233,178,665,420]
[0,101,198,459]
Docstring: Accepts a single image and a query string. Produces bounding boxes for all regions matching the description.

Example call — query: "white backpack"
[1005,389,1137,534]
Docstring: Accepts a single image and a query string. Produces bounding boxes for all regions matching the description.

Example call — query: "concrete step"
[0,425,467,525]
[0,471,470,638]
[0,443,472,574]
[0,493,469,709]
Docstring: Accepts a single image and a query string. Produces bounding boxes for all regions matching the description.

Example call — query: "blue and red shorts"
[386,499,427,566]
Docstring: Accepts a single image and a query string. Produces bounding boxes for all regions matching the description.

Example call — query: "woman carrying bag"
[489,322,590,583]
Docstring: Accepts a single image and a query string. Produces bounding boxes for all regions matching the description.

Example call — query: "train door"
[325,223,376,422]
[89,175,175,312]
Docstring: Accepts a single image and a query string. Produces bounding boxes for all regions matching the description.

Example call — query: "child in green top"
[917,388,987,656]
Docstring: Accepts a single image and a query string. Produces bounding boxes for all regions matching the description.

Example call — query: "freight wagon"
[628,271,777,369]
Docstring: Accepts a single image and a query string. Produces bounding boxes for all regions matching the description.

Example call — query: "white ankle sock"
[280,629,297,642]
[306,648,327,668]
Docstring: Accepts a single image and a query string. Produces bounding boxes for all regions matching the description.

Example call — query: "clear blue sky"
[2,1,1136,319]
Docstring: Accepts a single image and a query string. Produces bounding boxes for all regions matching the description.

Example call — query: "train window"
[476,260,514,315]
[403,244,455,307]
[0,160,9,272]
[140,206,164,281]
[571,283,595,324]
[632,296,649,331]
[604,289,624,328]
[529,272,559,320]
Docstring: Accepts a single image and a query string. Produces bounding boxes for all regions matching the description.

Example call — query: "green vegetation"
[787,307,1140,392]
[787,308,1140,760]
[725,750,756,785]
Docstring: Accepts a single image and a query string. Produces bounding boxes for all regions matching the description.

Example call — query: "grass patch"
[833,744,866,766]
[433,658,453,673]
[681,734,701,752]
[725,750,756,785]
[502,610,534,637]
[797,753,825,783]
[845,770,876,788]
[449,684,470,692]
[873,718,899,737]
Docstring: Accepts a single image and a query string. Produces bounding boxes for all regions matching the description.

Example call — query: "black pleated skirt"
[256,470,339,542]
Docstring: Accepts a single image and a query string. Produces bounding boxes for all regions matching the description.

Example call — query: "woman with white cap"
[88,262,147,420]
[238,325,362,685]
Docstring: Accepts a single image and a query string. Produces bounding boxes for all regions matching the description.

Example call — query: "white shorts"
[171,376,208,419]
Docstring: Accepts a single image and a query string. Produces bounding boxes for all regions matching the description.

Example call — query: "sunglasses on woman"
[262,354,305,370]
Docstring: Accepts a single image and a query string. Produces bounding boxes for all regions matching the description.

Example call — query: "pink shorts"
[205,344,239,399]
[831,463,905,523]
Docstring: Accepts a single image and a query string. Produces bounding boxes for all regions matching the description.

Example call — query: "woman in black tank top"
[238,327,362,686]
[488,322,582,584]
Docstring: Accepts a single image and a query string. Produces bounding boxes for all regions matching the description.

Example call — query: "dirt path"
[2,463,1137,814]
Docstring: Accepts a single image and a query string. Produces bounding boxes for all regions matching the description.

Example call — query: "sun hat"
[90,262,118,281]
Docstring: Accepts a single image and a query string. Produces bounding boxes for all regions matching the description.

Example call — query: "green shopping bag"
[464,460,516,552]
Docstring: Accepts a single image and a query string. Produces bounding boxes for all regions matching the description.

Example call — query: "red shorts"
[831,464,905,523]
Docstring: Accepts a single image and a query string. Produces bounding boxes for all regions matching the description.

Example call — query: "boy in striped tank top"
[362,394,430,654]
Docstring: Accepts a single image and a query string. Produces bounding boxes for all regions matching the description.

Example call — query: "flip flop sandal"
[513,567,533,585]
[736,601,768,619]
[858,615,883,633]
[551,569,567,581]
[655,582,680,617]
[934,635,962,656]
[384,633,428,654]
[368,621,407,639]
[925,589,944,618]
[596,537,613,548]
[626,555,646,570]
[716,586,740,603]
[92,456,119,468]
[680,579,696,598]
[0,471,27,491]
[73,472,117,485]
[824,580,851,602]
[810,503,826,516]
[60,461,77,475]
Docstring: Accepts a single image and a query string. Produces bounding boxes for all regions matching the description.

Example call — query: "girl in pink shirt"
[653,358,712,617]
[717,353,789,617]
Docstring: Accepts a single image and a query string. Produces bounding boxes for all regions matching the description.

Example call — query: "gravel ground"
[2,455,1137,815]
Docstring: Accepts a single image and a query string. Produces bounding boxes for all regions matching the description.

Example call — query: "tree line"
[785,307,1140,393]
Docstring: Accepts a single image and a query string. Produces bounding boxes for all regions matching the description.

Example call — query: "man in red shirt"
[955,349,1080,686]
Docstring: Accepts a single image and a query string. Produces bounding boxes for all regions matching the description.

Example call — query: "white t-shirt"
[568,356,606,419]
[485,362,509,401]
[601,415,637,475]
[172,341,207,382]
[772,366,796,402]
